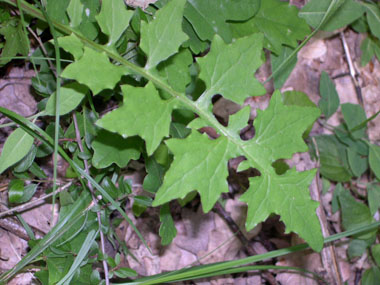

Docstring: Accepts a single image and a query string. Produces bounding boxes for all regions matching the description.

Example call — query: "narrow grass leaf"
[57,229,98,285]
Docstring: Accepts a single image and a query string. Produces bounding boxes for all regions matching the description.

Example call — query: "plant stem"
[72,113,110,285]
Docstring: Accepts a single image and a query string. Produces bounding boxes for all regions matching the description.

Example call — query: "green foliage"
[0,128,34,174]
[91,130,141,169]
[369,144,380,180]
[184,0,260,44]
[96,0,133,46]
[231,0,310,54]
[44,83,87,116]
[197,34,265,105]
[300,0,364,31]
[271,46,297,89]
[97,82,174,155]
[61,47,127,95]
[141,0,188,69]
[360,36,380,66]
[0,18,29,65]
[319,71,340,119]
[362,2,380,40]
[1,0,380,284]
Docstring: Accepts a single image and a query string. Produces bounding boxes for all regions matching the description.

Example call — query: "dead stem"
[340,31,363,107]
[0,182,71,218]
[311,137,343,285]
[213,202,277,285]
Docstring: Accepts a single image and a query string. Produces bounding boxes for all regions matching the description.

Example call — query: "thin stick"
[72,113,110,285]
[311,137,342,285]
[26,26,57,77]
[213,202,277,285]
[0,182,71,218]
[0,217,44,240]
[339,31,363,106]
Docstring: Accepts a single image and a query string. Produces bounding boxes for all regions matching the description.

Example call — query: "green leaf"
[360,37,379,66]
[140,0,188,69]
[369,143,380,180]
[242,168,322,250]
[372,244,380,267]
[114,267,137,279]
[91,130,141,169]
[100,177,120,200]
[170,122,191,139]
[14,146,37,173]
[282,91,317,138]
[154,48,193,93]
[300,0,365,32]
[197,34,265,106]
[313,135,352,182]
[18,183,38,204]
[362,267,380,285]
[346,147,368,178]
[46,0,70,25]
[334,124,368,156]
[362,3,380,40]
[159,203,177,245]
[271,46,297,89]
[230,0,310,54]
[331,183,344,214]
[57,34,84,60]
[143,157,165,193]
[321,178,331,195]
[44,82,87,116]
[184,0,260,43]
[282,91,317,108]
[351,16,368,33]
[95,0,133,46]
[132,196,152,217]
[8,179,24,204]
[67,0,84,27]
[338,189,376,240]
[318,71,340,119]
[57,230,98,285]
[348,239,368,259]
[0,128,34,174]
[47,256,73,284]
[0,20,29,66]
[154,92,323,251]
[368,184,380,216]
[96,82,174,155]
[61,47,127,95]
[153,130,235,212]
[341,103,367,139]
[182,18,208,54]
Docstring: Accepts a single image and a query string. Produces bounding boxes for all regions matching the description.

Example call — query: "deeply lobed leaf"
[96,82,174,155]
[140,0,188,69]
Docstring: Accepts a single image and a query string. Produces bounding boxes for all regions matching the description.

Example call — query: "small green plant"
[0,0,379,284]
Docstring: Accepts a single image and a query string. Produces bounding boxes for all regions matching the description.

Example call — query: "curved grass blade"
[121,221,380,284]
[265,0,344,83]
[0,191,93,283]
[33,0,62,221]
[57,229,99,285]
[0,106,150,279]
[176,265,325,284]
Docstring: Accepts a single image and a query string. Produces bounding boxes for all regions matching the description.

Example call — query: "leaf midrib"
[8,1,268,175]
[6,0,342,179]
